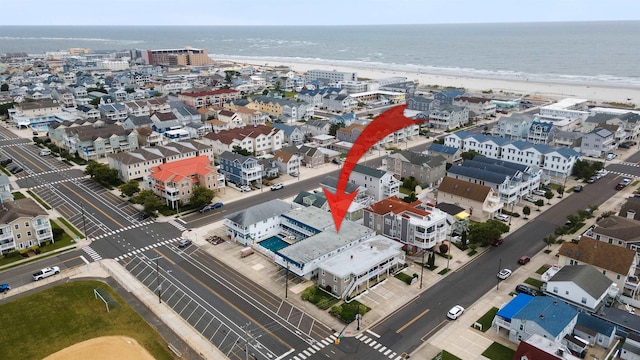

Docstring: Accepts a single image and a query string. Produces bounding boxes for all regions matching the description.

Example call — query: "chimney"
[627,210,637,219]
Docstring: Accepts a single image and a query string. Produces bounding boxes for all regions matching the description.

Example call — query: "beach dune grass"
[0,280,173,360]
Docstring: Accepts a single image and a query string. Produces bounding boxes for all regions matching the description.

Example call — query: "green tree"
[522,206,531,219]
[118,180,140,197]
[232,145,252,156]
[190,186,214,208]
[544,191,554,204]
[535,199,544,211]
[125,88,135,94]
[543,234,557,249]
[403,192,418,203]
[460,150,479,160]
[329,122,345,136]
[262,89,269,95]
[89,97,101,106]
[460,231,468,249]
[428,252,435,267]
[84,161,120,187]
[468,220,509,247]
[135,190,164,214]
[554,226,569,240]
[439,243,449,255]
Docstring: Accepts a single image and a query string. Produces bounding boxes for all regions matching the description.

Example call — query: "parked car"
[200,202,223,213]
[271,183,284,191]
[32,266,60,281]
[494,214,510,222]
[491,238,504,246]
[622,178,632,186]
[447,305,465,320]
[523,194,537,202]
[616,183,626,190]
[9,167,23,174]
[541,185,552,192]
[515,284,538,296]
[39,149,51,156]
[532,189,546,196]
[0,158,12,166]
[497,268,512,280]
[518,256,531,265]
[573,185,583,192]
[0,283,10,293]
[586,176,596,183]
[240,185,251,192]
[178,238,192,248]
[606,153,617,161]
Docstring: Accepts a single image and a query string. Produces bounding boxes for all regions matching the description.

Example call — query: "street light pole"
[150,256,163,304]
[81,204,88,242]
[419,247,425,289]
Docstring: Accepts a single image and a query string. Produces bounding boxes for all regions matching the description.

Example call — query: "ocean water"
[1,22,639,86]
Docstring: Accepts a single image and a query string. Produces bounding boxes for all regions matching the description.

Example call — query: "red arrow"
[323,104,423,232]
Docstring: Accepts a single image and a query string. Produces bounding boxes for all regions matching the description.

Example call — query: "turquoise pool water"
[258,236,290,252]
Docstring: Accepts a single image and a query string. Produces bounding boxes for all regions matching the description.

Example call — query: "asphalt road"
[367,171,623,356]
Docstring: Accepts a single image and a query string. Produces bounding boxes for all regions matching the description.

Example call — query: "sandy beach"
[219,57,640,105]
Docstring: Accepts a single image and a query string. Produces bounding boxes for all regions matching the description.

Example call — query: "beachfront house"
[436,176,502,222]
[429,104,469,130]
[581,127,616,158]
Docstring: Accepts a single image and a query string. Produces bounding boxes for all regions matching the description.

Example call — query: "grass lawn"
[301,285,341,310]
[481,342,515,360]
[535,265,550,274]
[0,280,173,360]
[524,277,544,289]
[473,307,498,332]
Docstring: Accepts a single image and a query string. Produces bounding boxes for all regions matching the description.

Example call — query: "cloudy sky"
[4,0,640,26]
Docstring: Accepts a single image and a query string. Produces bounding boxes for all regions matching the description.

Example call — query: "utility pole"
[81,204,88,242]
[419,248,425,289]
[150,256,163,304]
[285,262,289,299]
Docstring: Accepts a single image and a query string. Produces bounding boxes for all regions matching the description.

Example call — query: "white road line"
[366,329,381,338]
[80,255,90,264]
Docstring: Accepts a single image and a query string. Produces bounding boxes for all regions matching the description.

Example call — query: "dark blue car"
[0,283,10,293]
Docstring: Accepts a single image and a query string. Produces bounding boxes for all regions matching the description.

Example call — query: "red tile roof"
[367,196,429,216]
[149,156,215,183]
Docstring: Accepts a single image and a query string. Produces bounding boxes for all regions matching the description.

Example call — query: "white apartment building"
[306,69,357,82]
[224,199,292,245]
[350,164,400,202]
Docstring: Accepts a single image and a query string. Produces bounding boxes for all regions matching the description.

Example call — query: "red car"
[518,256,531,265]
[491,238,504,246]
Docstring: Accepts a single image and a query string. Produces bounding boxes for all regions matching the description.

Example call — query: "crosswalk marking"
[169,220,187,231]
[114,237,182,261]
[89,221,154,241]
[82,246,102,262]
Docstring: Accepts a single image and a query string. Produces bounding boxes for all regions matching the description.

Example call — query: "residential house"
[0,176,14,203]
[544,265,614,313]
[51,88,76,108]
[216,109,244,128]
[202,125,283,156]
[553,130,583,149]
[178,88,240,109]
[218,151,263,186]
[51,121,139,160]
[98,103,128,122]
[0,198,53,253]
[258,158,279,179]
[382,150,446,188]
[433,89,465,105]
[124,100,151,117]
[405,94,436,113]
[183,122,212,139]
[8,99,62,129]
[150,111,182,133]
[145,155,220,209]
[436,177,502,222]
[323,92,357,113]
[224,199,292,245]
[429,104,469,130]
[491,113,534,140]
[247,96,310,124]
[445,131,581,178]
[301,120,332,137]
[573,312,617,349]
[619,197,640,221]
[494,294,579,345]
[134,127,163,147]
[296,87,343,108]
[426,143,461,164]
[363,196,448,252]
[273,150,301,176]
[107,139,217,182]
[172,103,201,125]
[329,113,358,127]
[589,215,640,261]
[453,96,496,118]
[447,156,542,205]
[317,235,404,299]
[350,164,400,202]
[528,121,554,144]
[122,115,154,130]
[293,191,328,211]
[285,145,324,168]
[223,104,267,126]
[512,333,581,360]
[434,202,470,236]
[273,123,305,145]
[621,332,640,360]
[76,105,101,120]
[581,128,615,157]
[146,97,172,113]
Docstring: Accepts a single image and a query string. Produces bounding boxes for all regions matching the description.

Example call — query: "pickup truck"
[32,266,60,281]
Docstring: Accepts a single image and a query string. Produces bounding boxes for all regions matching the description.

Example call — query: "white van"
[39,149,51,156]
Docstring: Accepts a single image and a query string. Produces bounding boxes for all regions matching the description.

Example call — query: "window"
[333,275,337,282]
[25,222,30,227]
[14,224,19,230]
[553,286,558,293]
[581,297,587,304]
[344,275,350,282]
[27,231,32,237]
[333,285,337,293]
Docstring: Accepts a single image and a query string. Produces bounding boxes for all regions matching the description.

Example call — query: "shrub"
[395,272,414,285]
[439,243,449,254]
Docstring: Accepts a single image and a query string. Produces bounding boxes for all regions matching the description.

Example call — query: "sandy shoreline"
[218,57,640,105]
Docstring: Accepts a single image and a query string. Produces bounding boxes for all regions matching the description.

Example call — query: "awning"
[454,211,470,220]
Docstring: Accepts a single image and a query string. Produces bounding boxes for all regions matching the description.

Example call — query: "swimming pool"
[258,236,290,252]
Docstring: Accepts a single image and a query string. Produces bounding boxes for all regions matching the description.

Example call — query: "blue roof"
[576,313,615,336]
[428,143,458,155]
[530,121,553,132]
[273,123,298,136]
[449,133,581,159]
[497,293,534,321]
[471,155,528,172]
[514,296,579,337]
[447,164,509,184]
[438,89,465,99]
